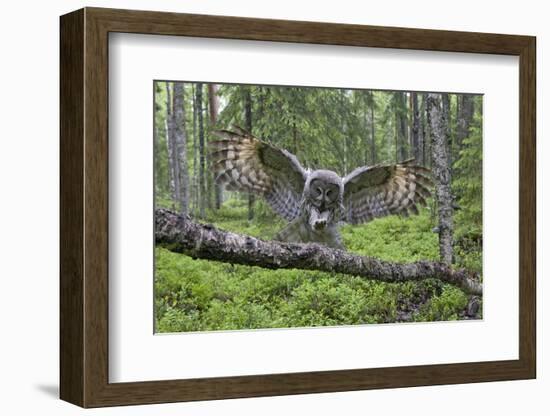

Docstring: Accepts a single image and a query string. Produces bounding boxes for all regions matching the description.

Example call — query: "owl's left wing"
[210,127,307,221]
[343,159,432,224]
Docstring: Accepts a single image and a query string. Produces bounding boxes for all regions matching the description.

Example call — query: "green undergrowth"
[155,198,481,333]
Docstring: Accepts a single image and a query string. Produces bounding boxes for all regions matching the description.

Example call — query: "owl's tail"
[274,218,304,244]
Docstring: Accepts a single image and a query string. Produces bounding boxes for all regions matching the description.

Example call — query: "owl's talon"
[313,219,327,230]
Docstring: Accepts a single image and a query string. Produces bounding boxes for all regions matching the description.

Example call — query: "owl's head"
[305,170,344,208]
[303,170,344,231]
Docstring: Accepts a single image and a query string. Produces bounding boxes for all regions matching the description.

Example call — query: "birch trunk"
[427,93,454,264]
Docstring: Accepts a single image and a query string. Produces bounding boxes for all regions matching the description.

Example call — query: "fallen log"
[155,208,482,296]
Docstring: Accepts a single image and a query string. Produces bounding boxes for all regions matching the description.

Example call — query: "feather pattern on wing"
[210,127,307,221]
[343,159,432,224]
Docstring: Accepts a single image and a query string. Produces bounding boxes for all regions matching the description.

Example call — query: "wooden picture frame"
[60,7,536,408]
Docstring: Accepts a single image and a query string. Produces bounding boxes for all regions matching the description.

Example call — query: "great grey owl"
[211,127,432,250]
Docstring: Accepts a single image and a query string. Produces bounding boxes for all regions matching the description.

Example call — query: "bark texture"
[196,83,206,218]
[411,92,424,165]
[165,82,180,205]
[244,87,255,220]
[419,94,431,167]
[192,84,199,214]
[208,84,223,210]
[395,92,408,162]
[456,94,475,149]
[173,82,189,215]
[369,91,376,165]
[155,208,481,295]
[427,93,454,264]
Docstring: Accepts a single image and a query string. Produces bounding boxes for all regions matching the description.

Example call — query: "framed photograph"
[60,7,536,408]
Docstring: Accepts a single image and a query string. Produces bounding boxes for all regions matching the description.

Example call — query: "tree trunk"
[456,94,475,149]
[395,92,408,162]
[427,93,454,264]
[165,82,181,210]
[164,83,174,201]
[208,84,223,210]
[418,93,426,166]
[155,208,481,295]
[192,84,199,215]
[196,83,206,219]
[411,92,423,164]
[244,88,255,221]
[394,107,399,163]
[442,93,452,165]
[173,82,189,215]
[369,91,376,165]
[292,116,298,155]
[154,83,162,196]
[400,95,408,160]
[423,94,431,168]
[408,92,414,150]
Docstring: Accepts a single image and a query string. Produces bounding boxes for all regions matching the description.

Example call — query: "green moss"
[155,199,481,332]
[414,285,470,322]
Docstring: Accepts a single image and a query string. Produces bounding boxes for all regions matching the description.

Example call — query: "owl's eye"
[326,189,332,197]
[315,188,322,195]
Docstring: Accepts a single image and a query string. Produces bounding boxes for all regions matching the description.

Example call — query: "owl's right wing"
[210,127,307,221]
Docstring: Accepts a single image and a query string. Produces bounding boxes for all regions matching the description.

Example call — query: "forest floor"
[155,198,482,333]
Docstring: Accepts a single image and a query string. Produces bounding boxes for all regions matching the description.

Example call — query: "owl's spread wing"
[342,160,432,224]
[210,127,307,221]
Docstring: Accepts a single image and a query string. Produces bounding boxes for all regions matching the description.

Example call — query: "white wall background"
[0,0,545,414]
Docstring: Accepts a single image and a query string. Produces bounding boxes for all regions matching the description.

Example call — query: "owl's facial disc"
[307,177,341,231]
[309,179,340,209]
